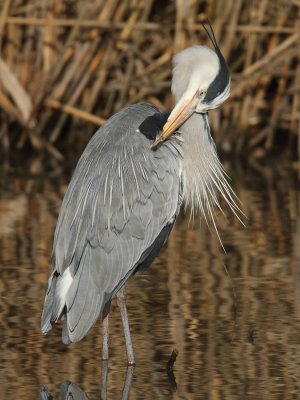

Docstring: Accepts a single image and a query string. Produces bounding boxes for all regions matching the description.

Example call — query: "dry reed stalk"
[238,0,268,142]
[4,16,160,30]
[0,0,299,162]
[0,0,11,52]
[45,98,106,126]
[0,90,23,123]
[0,57,32,122]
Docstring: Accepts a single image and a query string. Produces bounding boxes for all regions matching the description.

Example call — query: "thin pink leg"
[117,287,135,366]
[101,360,108,400]
[102,313,109,361]
[122,366,134,399]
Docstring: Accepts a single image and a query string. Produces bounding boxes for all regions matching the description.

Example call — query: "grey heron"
[41,24,240,366]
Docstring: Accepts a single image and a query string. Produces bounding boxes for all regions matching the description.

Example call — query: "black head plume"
[201,20,220,52]
[201,20,230,104]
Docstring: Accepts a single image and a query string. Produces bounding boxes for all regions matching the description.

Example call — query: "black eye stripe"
[203,49,230,103]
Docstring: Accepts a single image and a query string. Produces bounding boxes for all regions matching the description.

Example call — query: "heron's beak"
[151,90,200,150]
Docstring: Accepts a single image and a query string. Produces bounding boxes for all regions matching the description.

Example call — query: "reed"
[0,0,299,162]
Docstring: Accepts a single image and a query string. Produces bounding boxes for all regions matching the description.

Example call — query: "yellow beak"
[151,91,200,150]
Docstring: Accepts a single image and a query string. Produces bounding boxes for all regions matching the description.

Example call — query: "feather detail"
[41,103,183,342]
[181,113,244,245]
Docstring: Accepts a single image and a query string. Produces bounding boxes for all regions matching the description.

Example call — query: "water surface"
[0,159,299,399]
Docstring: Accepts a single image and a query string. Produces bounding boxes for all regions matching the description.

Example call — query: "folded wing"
[41,103,183,343]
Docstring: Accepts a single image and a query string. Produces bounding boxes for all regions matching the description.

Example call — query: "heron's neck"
[180,112,226,216]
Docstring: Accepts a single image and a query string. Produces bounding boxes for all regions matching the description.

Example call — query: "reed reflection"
[0,161,299,400]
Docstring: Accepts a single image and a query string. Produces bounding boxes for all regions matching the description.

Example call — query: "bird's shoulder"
[86,102,169,150]
[70,102,180,189]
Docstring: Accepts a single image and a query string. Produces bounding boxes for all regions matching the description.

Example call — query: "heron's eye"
[199,90,206,97]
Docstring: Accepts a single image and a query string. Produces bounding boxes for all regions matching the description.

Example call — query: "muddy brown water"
[0,158,299,400]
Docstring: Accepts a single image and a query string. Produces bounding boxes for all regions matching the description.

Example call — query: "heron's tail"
[41,272,56,334]
[41,252,107,344]
[41,270,67,335]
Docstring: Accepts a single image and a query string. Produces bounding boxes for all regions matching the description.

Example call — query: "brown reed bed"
[0,0,299,163]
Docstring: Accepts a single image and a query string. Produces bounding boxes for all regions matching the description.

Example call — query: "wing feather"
[41,103,183,342]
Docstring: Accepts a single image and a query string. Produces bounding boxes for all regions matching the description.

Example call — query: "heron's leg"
[117,287,135,366]
[122,366,134,400]
[100,360,109,400]
[102,314,109,360]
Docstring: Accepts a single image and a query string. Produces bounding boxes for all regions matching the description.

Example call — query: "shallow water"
[0,158,299,400]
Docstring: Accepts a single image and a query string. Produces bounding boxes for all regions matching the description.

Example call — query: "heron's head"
[172,44,230,112]
[152,23,230,148]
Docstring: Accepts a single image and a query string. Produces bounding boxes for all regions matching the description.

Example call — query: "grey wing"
[39,387,52,400]
[60,382,90,400]
[40,383,89,400]
[41,103,183,343]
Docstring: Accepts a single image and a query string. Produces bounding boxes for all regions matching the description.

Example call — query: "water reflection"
[41,381,90,399]
[0,159,299,399]
[40,364,134,400]
[40,361,174,399]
